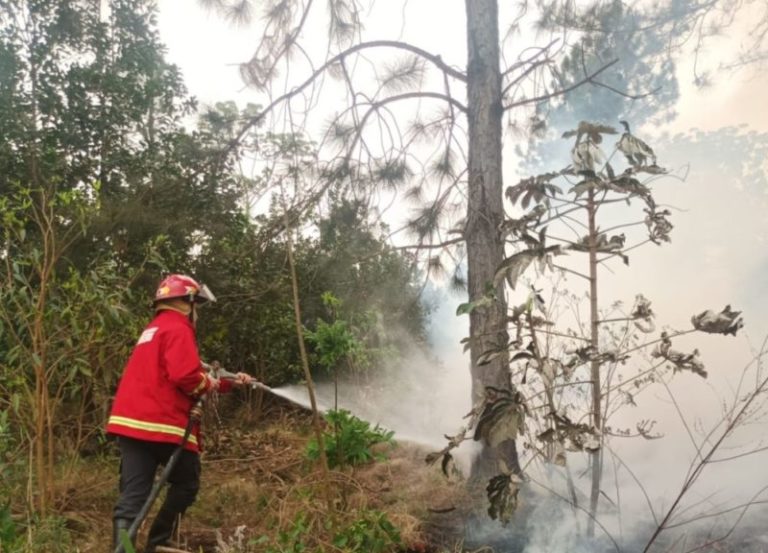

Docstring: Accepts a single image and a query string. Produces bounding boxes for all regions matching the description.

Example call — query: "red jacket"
[106,309,231,452]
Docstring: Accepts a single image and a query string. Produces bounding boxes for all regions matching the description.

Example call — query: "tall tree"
[202,0,767,489]
[0,0,244,278]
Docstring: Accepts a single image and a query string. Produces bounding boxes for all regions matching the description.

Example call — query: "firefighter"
[107,274,252,552]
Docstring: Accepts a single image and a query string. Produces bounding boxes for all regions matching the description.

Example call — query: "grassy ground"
[11,394,471,553]
[9,396,766,552]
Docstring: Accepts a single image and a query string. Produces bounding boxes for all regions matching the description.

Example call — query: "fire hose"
[201,361,272,393]
[204,361,311,410]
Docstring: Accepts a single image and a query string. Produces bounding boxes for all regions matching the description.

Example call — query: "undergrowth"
[306,409,395,468]
[1,398,466,552]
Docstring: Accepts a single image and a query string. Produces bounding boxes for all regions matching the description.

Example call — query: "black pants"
[113,436,201,522]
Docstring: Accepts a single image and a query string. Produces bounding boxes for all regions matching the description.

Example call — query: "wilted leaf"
[645,207,673,244]
[477,349,505,366]
[474,388,526,446]
[537,428,556,443]
[486,473,522,525]
[425,451,441,465]
[583,437,600,452]
[460,336,473,353]
[571,232,625,254]
[493,250,536,290]
[562,121,618,141]
[498,205,547,241]
[571,178,598,198]
[505,173,562,207]
[571,140,605,174]
[691,305,743,336]
[617,121,656,167]
[651,332,707,378]
[510,350,534,363]
[547,411,601,452]
[632,294,656,333]
[441,452,454,477]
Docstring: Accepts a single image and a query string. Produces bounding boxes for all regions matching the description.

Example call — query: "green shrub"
[306,409,395,468]
[250,509,401,553]
[251,512,310,553]
[24,516,74,553]
[332,510,402,553]
[0,504,21,552]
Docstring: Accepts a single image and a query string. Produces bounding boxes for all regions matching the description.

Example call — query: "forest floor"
[53,393,472,553]
[12,393,768,552]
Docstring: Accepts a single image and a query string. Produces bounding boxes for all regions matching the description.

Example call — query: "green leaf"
[456,295,494,316]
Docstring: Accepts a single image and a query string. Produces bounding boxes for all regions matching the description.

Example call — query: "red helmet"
[153,274,216,304]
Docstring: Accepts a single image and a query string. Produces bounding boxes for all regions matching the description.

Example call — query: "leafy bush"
[306,409,395,468]
[332,510,402,552]
[0,410,16,485]
[250,512,310,553]
[0,504,21,552]
[22,516,74,553]
[250,509,401,553]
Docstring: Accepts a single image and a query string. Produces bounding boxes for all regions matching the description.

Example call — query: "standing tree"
[201,0,766,496]
[0,0,246,279]
[431,121,746,542]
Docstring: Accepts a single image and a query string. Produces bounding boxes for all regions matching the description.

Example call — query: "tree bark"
[465,0,516,477]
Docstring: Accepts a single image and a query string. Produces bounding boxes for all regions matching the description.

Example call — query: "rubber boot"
[144,507,180,553]
[112,518,133,553]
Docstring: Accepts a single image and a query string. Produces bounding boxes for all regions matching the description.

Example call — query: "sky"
[155,1,768,130]
[154,1,768,548]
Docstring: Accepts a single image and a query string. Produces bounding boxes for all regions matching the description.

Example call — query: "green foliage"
[305,293,364,373]
[0,409,24,506]
[0,187,143,448]
[196,198,429,388]
[301,199,429,378]
[0,182,145,516]
[250,509,401,553]
[0,2,432,540]
[305,318,361,370]
[306,409,395,469]
[0,0,243,276]
[18,516,74,553]
[195,213,306,386]
[119,529,137,553]
[332,510,402,553]
[251,512,310,553]
[0,504,21,552]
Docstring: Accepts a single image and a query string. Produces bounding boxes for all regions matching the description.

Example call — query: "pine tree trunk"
[465,0,516,477]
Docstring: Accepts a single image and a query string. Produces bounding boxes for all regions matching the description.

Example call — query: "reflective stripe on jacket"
[106,310,230,452]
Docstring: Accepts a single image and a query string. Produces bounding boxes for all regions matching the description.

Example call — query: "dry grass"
[37,394,472,553]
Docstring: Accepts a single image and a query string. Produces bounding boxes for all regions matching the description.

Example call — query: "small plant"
[0,504,21,552]
[117,529,137,553]
[251,512,310,553]
[332,510,402,553]
[22,515,74,553]
[306,409,395,468]
[0,410,16,487]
